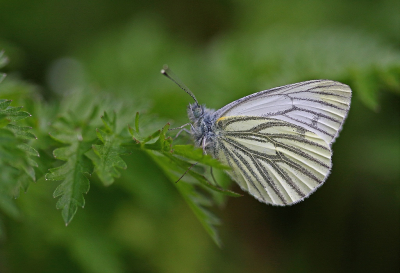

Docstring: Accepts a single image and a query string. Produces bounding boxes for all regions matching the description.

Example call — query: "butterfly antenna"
[161,65,199,105]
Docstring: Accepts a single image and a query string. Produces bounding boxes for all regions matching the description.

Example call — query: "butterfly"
[162,66,351,205]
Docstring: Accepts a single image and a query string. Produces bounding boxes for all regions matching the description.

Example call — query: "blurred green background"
[0,0,399,272]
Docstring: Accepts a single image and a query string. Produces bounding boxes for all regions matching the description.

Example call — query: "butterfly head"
[187,103,204,122]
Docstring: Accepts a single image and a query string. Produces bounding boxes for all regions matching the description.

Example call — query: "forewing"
[215,116,332,205]
[214,80,351,145]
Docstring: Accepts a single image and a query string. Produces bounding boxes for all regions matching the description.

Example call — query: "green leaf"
[163,153,241,197]
[5,111,31,121]
[0,99,12,110]
[0,97,36,217]
[148,152,223,247]
[172,145,230,170]
[125,112,240,246]
[46,108,98,225]
[85,112,128,186]
[46,140,93,225]
[86,132,127,186]
[17,143,40,157]
[143,123,172,151]
[6,124,37,139]
[100,111,116,133]
[49,131,81,144]
[0,101,33,124]
[128,112,165,144]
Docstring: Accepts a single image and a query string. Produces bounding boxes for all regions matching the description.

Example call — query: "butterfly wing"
[214,80,352,145]
[214,116,332,205]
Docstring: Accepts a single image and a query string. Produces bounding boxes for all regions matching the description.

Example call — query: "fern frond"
[86,112,127,186]
[124,112,240,246]
[0,96,38,217]
[45,112,96,225]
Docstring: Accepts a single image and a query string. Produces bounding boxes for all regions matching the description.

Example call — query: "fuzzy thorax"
[187,103,217,153]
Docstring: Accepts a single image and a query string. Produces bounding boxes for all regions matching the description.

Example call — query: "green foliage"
[0,53,39,224]
[6,82,237,241]
[45,117,94,225]
[86,112,127,186]
[1,1,400,271]
[2,18,400,245]
[126,113,240,246]
[0,95,38,219]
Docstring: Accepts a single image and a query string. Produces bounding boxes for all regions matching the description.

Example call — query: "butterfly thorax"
[187,103,218,155]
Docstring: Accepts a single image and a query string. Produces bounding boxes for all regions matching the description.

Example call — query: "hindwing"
[215,116,332,205]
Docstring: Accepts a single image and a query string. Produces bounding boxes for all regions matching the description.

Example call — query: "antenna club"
[161,64,169,75]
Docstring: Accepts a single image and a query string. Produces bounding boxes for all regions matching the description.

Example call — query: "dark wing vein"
[214,116,333,205]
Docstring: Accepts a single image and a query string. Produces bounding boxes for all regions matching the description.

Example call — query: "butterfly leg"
[169,123,194,139]
[173,128,191,140]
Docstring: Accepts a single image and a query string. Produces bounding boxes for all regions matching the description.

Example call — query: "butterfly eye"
[193,105,204,118]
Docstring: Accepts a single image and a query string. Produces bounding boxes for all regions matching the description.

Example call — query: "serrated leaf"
[6,124,32,132]
[0,102,32,122]
[49,131,81,144]
[143,123,171,151]
[45,105,112,224]
[86,145,127,186]
[46,164,69,181]
[17,143,40,157]
[46,140,93,225]
[6,124,37,139]
[95,128,107,143]
[140,129,161,144]
[3,106,23,113]
[101,111,116,132]
[0,99,37,211]
[86,114,127,186]
[53,146,75,161]
[21,164,36,182]
[6,111,31,121]
[27,157,38,168]
[128,112,164,143]
[0,99,12,110]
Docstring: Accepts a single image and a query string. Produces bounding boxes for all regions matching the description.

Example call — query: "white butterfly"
[162,66,351,205]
